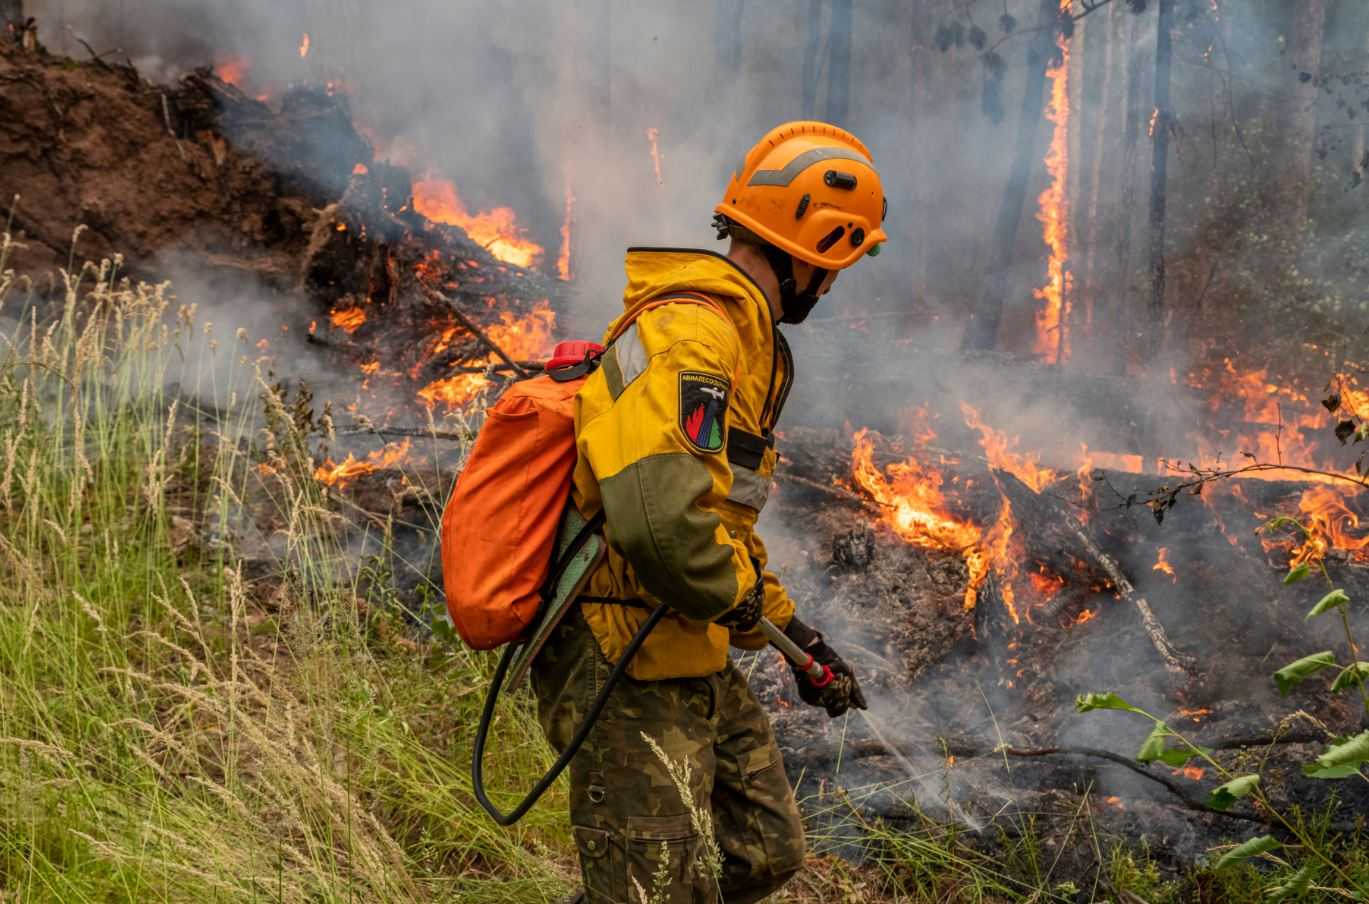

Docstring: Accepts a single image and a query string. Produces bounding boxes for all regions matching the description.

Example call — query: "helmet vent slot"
[795,193,810,219]
[824,170,858,190]
[816,226,846,253]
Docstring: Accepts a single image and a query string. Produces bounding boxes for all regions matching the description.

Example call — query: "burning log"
[992,467,1197,677]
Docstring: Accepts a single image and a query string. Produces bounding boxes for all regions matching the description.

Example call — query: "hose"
[471,601,669,826]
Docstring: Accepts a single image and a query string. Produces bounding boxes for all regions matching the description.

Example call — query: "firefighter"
[534,121,886,904]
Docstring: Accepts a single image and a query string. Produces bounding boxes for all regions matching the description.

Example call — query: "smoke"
[23,1,1369,814]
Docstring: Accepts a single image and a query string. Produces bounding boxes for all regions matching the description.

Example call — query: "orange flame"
[412,178,544,269]
[646,127,664,185]
[850,428,988,611]
[1073,608,1098,626]
[299,33,311,58]
[960,402,1057,492]
[1153,547,1177,581]
[1288,485,1369,569]
[216,58,249,87]
[1028,566,1066,602]
[418,301,557,408]
[1033,8,1072,364]
[1171,765,1206,781]
[558,179,575,281]
[330,306,367,333]
[314,439,412,488]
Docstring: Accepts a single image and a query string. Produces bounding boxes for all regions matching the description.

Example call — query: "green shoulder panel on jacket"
[599,451,740,621]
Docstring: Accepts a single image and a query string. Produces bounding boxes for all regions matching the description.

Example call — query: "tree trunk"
[826,0,852,124]
[802,0,823,118]
[960,0,1061,353]
[1146,0,1174,363]
[1284,0,1326,227]
[1113,9,1148,374]
[2,0,22,31]
[1080,1,1118,350]
[713,0,745,80]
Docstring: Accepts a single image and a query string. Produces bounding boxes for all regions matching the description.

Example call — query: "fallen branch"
[994,468,1196,676]
[424,289,533,378]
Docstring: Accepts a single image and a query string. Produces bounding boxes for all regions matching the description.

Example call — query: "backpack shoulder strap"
[606,290,732,345]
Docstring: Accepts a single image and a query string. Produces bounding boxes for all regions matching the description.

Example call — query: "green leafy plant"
[1075,508,1369,899]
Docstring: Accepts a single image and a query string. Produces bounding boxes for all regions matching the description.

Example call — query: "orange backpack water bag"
[440,293,723,826]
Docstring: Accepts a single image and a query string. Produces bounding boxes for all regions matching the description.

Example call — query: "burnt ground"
[7,32,1368,886]
[750,434,1369,878]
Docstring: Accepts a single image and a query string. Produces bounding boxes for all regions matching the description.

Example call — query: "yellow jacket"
[572,248,797,680]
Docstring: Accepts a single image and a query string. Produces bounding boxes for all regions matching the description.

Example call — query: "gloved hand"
[783,616,867,718]
[715,563,764,632]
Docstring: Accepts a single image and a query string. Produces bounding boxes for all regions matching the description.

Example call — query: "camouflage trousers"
[531,610,805,904]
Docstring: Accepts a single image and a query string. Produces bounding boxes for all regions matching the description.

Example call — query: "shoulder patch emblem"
[679,372,729,453]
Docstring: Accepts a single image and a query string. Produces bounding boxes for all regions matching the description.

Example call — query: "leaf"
[968,25,987,50]
[1214,835,1279,870]
[1136,722,1170,763]
[1331,662,1369,692]
[1157,745,1210,767]
[1316,730,1369,771]
[1273,651,1337,695]
[1207,774,1259,811]
[1266,864,1313,900]
[1336,419,1357,444]
[999,12,1016,33]
[1283,562,1311,584]
[1075,691,1141,714]
[1323,392,1342,413]
[1302,761,1363,780]
[1307,589,1350,618]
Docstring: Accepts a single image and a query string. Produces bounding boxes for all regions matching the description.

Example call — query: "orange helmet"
[716,121,886,271]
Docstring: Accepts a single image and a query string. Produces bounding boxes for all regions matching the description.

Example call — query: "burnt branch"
[425,289,533,378]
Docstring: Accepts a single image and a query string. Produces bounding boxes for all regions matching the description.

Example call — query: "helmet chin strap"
[761,244,829,325]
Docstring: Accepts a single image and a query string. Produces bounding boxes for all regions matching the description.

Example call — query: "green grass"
[0,240,572,902]
[1,237,1365,902]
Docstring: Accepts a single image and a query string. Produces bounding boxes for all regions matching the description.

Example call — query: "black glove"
[714,559,764,632]
[783,616,868,718]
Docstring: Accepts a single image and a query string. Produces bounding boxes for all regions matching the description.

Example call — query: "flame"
[1102,795,1126,810]
[1032,8,1072,364]
[960,402,1057,492]
[1288,485,1369,568]
[1178,706,1212,720]
[1028,566,1066,601]
[1171,765,1206,781]
[646,127,664,185]
[299,33,310,58]
[1073,608,1098,626]
[314,439,412,488]
[1153,547,1177,581]
[412,178,544,269]
[418,301,557,408]
[352,163,369,176]
[557,179,575,281]
[850,428,988,611]
[216,58,249,87]
[330,306,367,333]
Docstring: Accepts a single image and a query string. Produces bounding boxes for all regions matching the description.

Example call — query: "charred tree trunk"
[826,0,852,124]
[713,0,745,80]
[960,0,1061,352]
[802,0,822,117]
[2,0,22,33]
[1146,0,1174,363]
[1113,10,1147,374]
[1284,0,1326,228]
